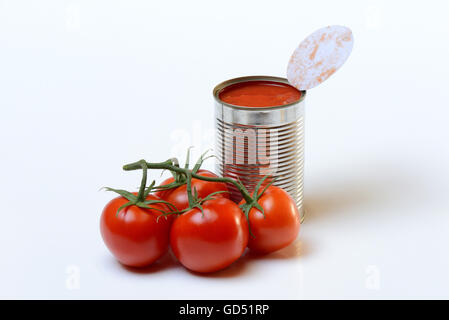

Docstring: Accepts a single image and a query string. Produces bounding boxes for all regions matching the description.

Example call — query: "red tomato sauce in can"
[218,80,302,108]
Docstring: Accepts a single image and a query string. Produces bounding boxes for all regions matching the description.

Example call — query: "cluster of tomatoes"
[100,163,300,273]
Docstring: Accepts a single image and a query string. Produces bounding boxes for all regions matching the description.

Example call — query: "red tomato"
[239,186,300,254]
[170,198,248,273]
[155,169,229,211]
[100,194,173,267]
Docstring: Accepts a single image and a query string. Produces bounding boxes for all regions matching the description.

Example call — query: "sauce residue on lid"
[218,80,302,108]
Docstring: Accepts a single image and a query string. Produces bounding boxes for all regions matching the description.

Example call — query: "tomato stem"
[103,160,178,216]
[136,160,148,202]
[123,160,254,204]
[185,170,195,208]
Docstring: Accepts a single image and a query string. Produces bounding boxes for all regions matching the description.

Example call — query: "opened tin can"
[213,76,306,221]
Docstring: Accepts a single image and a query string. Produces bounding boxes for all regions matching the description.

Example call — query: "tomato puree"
[219,80,301,108]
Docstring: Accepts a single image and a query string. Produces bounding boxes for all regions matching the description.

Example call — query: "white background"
[1,0,448,299]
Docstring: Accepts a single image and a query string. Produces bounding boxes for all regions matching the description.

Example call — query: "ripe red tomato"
[155,169,229,211]
[100,194,173,267]
[170,198,248,273]
[239,186,300,254]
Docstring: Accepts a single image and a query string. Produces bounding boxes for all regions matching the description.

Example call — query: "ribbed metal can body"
[213,76,306,221]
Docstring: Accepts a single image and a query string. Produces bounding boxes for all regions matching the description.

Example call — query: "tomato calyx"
[152,148,214,195]
[161,189,230,218]
[103,160,177,216]
[238,175,276,237]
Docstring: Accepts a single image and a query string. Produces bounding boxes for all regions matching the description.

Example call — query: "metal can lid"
[287,25,354,91]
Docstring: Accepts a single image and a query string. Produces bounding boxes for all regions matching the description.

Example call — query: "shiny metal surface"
[213,76,306,221]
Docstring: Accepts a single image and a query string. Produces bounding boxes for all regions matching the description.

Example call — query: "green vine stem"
[136,160,148,202]
[123,160,255,204]
[123,157,276,237]
[104,159,177,216]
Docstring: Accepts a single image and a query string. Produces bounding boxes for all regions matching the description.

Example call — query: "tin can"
[213,76,306,221]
